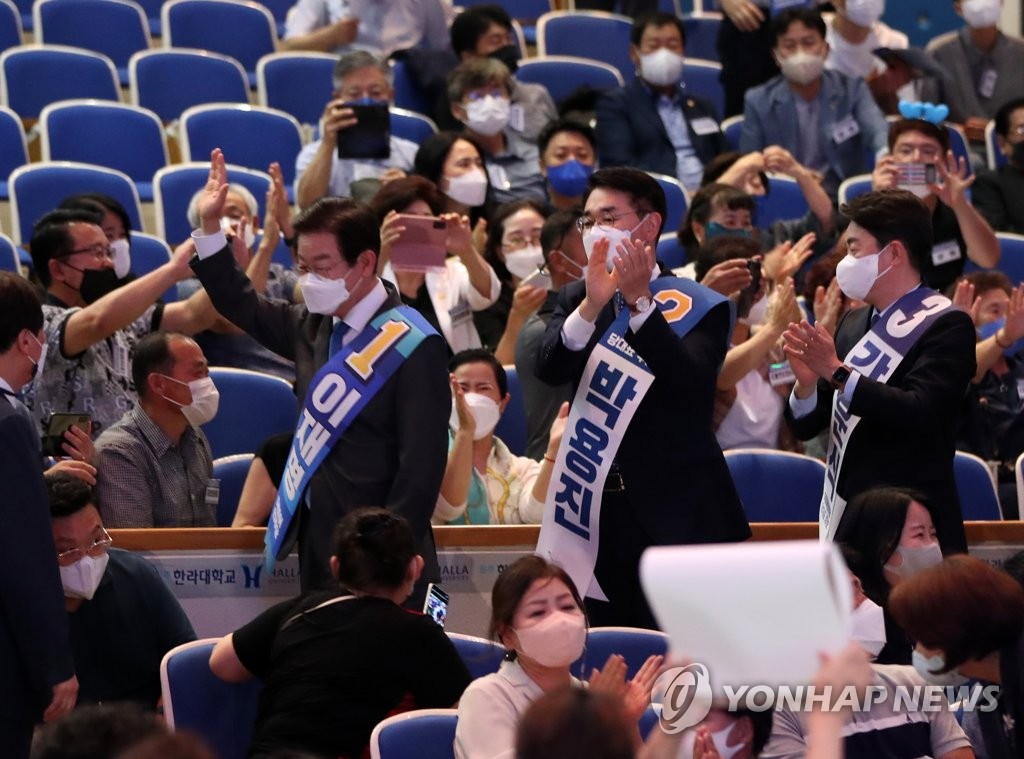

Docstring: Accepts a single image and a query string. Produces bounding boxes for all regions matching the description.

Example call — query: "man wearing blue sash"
[190,150,450,595]
[535,168,750,629]
[783,188,975,552]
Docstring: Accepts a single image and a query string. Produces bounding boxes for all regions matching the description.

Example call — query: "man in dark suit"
[0,272,77,757]
[190,150,450,594]
[596,12,727,194]
[783,189,975,553]
[536,168,750,629]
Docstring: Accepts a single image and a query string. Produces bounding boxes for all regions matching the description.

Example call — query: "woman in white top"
[434,350,567,525]
[370,175,501,354]
[454,555,663,759]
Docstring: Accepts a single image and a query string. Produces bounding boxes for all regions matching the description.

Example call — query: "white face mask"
[221,216,256,250]
[458,392,502,440]
[640,47,685,87]
[300,269,359,316]
[834,244,893,301]
[679,722,745,759]
[778,50,826,86]
[504,244,545,281]
[582,218,645,273]
[162,375,220,427]
[898,183,932,200]
[445,169,489,208]
[464,95,511,137]
[558,250,588,283]
[885,542,943,579]
[913,649,969,686]
[849,597,887,658]
[514,609,587,667]
[843,0,885,27]
[60,553,109,600]
[26,333,48,390]
[110,238,131,279]
[962,0,1002,28]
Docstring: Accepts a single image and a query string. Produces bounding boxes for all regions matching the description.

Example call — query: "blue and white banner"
[264,306,434,570]
[821,289,955,539]
[537,278,727,600]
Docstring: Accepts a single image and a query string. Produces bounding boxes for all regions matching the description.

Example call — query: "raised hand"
[764,232,816,283]
[871,154,899,191]
[450,375,474,434]
[720,0,764,31]
[701,258,753,297]
[813,278,843,337]
[614,237,656,308]
[510,283,547,321]
[198,149,229,234]
[579,237,620,321]
[930,150,974,210]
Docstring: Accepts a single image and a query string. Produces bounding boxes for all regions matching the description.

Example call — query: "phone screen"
[423,583,449,627]
[391,215,448,272]
[41,413,91,458]
[336,103,391,160]
[894,163,937,186]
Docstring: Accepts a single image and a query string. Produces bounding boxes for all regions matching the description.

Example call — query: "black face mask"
[77,268,123,304]
[1012,140,1024,168]
[489,44,519,75]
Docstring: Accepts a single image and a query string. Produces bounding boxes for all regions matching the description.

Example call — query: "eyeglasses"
[893,142,943,161]
[337,87,390,101]
[59,243,115,263]
[503,233,542,250]
[56,530,113,567]
[296,257,347,278]
[576,210,641,235]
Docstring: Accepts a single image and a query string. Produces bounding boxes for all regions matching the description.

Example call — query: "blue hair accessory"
[898,101,950,125]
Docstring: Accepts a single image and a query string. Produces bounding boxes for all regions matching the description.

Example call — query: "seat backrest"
[945,123,972,178]
[985,119,1008,171]
[212,453,255,526]
[953,450,1002,520]
[494,365,527,456]
[0,232,19,273]
[153,162,272,245]
[203,368,297,458]
[721,114,743,151]
[163,0,277,76]
[0,0,22,55]
[256,51,336,127]
[369,709,459,759]
[514,55,623,104]
[128,232,179,302]
[390,58,432,116]
[723,449,826,522]
[35,0,149,70]
[837,174,873,206]
[9,162,142,245]
[680,13,721,61]
[578,626,669,680]
[536,11,634,82]
[656,232,686,270]
[756,175,810,228]
[161,639,263,759]
[40,100,168,185]
[389,108,437,147]
[680,58,723,121]
[445,632,506,679]
[1016,452,1024,521]
[179,103,304,188]
[648,172,688,232]
[0,44,119,119]
[963,232,1024,286]
[0,103,27,195]
[130,48,249,122]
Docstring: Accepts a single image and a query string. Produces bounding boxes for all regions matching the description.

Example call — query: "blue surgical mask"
[912,650,969,686]
[705,221,753,242]
[546,159,593,198]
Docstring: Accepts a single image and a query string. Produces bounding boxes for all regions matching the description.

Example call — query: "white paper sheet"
[640,540,852,695]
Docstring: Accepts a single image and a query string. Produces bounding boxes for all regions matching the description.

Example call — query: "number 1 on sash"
[346,320,410,380]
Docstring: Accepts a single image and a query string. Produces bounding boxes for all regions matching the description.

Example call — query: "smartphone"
[736,258,762,319]
[391,214,448,272]
[519,265,552,290]
[895,162,937,186]
[423,583,449,627]
[336,103,391,160]
[41,413,91,458]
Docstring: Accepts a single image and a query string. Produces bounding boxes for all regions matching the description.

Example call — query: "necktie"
[329,321,350,358]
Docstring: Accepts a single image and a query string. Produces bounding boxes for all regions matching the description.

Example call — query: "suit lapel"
[629,80,671,144]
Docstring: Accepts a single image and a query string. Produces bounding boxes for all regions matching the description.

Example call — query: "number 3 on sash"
[345,320,410,380]
[653,289,693,324]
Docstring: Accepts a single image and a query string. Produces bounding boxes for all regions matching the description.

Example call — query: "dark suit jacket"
[0,400,74,727]
[535,280,750,545]
[785,305,976,553]
[595,79,727,178]
[192,249,450,590]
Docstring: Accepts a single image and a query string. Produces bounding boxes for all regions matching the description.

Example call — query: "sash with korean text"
[821,289,954,540]
[264,306,435,570]
[536,278,727,600]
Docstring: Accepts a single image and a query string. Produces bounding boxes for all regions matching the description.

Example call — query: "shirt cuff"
[628,303,657,333]
[840,370,861,405]
[788,386,818,418]
[561,307,597,351]
[191,229,228,260]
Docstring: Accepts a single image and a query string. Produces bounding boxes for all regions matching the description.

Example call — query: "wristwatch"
[628,294,653,316]
[830,364,852,390]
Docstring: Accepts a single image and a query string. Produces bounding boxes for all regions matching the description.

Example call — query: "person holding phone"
[371,175,500,354]
[414,132,494,241]
[295,51,419,210]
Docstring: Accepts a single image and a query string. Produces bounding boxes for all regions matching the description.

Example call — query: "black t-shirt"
[923,202,969,293]
[232,592,471,758]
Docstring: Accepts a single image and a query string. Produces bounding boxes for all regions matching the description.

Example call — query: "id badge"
[508,104,526,133]
[769,361,796,387]
[486,164,511,191]
[979,69,998,100]
[931,239,962,266]
[111,341,130,378]
[690,116,720,136]
[205,478,221,511]
[831,115,861,145]
[449,300,472,329]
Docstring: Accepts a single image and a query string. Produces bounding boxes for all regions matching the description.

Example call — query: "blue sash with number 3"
[264,306,434,570]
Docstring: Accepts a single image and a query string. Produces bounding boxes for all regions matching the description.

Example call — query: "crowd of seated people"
[4,0,1024,756]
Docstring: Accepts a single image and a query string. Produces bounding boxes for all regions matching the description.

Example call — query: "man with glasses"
[46,471,195,707]
[974,97,1024,234]
[295,51,419,210]
[871,118,1000,291]
[25,208,226,436]
[535,168,750,628]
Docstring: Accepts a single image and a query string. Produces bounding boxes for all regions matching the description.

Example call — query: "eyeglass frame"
[56,242,116,264]
[575,209,643,236]
[56,529,113,567]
